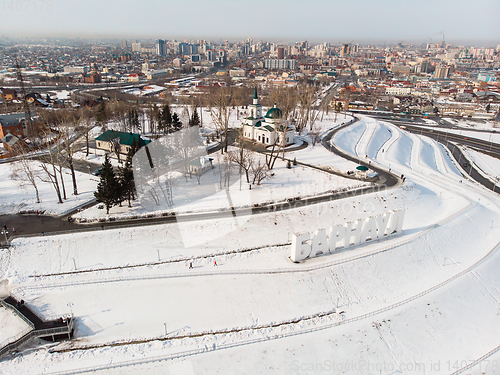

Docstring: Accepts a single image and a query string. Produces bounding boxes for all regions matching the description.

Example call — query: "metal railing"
[0,297,73,359]
[0,329,36,358]
[0,298,35,329]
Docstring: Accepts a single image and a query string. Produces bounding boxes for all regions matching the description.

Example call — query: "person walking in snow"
[214,260,217,266]
[189,262,193,269]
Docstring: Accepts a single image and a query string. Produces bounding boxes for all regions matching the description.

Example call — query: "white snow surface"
[0,160,98,216]
[2,115,500,374]
[0,306,31,345]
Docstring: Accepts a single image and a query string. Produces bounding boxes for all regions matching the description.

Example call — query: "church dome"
[265,104,282,119]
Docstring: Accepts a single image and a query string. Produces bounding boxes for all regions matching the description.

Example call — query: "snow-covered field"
[2,115,500,374]
[73,148,367,221]
[0,160,98,216]
[0,306,31,346]
[461,146,500,185]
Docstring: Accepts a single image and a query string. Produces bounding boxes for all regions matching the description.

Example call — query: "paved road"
[397,123,500,155]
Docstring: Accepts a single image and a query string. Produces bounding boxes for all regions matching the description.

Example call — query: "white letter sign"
[291,210,405,262]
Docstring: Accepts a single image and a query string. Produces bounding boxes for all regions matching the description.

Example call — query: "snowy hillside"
[1,116,500,374]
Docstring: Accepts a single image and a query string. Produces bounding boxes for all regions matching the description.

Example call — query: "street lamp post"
[1,229,8,243]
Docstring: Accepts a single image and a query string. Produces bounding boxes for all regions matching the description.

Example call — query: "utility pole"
[15,56,34,139]
[67,302,74,316]
[1,228,8,243]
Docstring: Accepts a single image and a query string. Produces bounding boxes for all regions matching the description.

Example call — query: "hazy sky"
[2,0,499,45]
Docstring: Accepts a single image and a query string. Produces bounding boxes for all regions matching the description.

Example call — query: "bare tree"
[265,118,290,170]
[81,108,94,157]
[251,159,268,185]
[267,86,298,121]
[37,114,69,203]
[215,152,234,189]
[334,101,342,122]
[110,137,122,163]
[39,149,64,204]
[109,100,128,131]
[295,84,319,134]
[147,103,157,135]
[9,145,41,203]
[58,111,82,196]
[310,123,321,146]
[227,141,254,184]
[208,86,233,154]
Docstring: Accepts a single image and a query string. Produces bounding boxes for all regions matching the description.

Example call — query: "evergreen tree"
[127,107,139,132]
[189,108,201,127]
[129,136,140,155]
[172,112,182,131]
[94,154,121,214]
[161,103,172,134]
[96,101,108,126]
[119,144,136,207]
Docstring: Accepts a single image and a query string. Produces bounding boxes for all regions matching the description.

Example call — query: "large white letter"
[360,216,378,242]
[291,232,312,262]
[343,219,364,247]
[375,213,390,237]
[385,210,405,235]
[312,229,329,257]
[328,225,346,252]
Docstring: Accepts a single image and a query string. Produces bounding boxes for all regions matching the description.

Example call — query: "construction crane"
[15,56,34,140]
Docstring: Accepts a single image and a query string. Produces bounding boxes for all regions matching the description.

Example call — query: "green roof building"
[95,130,150,156]
[241,89,294,147]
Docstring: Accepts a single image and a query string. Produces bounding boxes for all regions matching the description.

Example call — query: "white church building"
[241,88,294,146]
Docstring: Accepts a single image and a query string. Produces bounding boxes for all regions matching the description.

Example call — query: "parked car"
[93,168,103,176]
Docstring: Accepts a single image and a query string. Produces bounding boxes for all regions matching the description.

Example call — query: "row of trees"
[94,99,201,136]
[10,107,95,205]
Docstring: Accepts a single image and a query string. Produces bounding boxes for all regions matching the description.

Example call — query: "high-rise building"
[277,47,285,60]
[131,42,141,52]
[207,50,216,61]
[340,44,350,56]
[434,65,450,79]
[218,50,227,65]
[264,59,296,70]
[156,39,167,56]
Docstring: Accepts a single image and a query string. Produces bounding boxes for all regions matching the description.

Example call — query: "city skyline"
[1,0,499,46]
